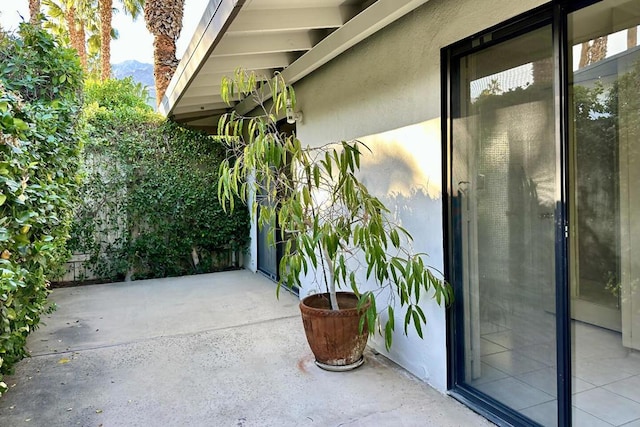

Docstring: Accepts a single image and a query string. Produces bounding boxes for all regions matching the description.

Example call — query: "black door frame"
[442,1,601,425]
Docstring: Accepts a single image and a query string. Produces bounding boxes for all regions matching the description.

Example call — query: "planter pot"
[299,292,369,371]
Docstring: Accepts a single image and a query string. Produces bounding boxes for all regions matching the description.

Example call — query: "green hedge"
[0,24,84,394]
[69,78,250,281]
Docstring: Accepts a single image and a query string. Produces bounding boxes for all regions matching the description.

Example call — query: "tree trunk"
[29,0,41,25]
[591,36,607,62]
[629,27,638,49]
[152,33,177,106]
[99,0,113,80]
[321,244,340,311]
[144,0,185,106]
[579,36,608,68]
[65,6,87,70]
[77,22,88,71]
[579,42,590,69]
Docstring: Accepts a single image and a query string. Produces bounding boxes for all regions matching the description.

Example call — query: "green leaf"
[313,165,320,188]
[367,306,375,336]
[302,185,311,205]
[324,152,332,176]
[366,257,374,279]
[391,258,406,276]
[385,321,393,350]
[390,228,400,248]
[12,118,29,131]
[404,308,412,335]
[415,305,427,323]
[349,272,357,293]
[413,311,423,338]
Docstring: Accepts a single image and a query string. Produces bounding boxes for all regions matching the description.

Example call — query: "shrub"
[0,23,84,395]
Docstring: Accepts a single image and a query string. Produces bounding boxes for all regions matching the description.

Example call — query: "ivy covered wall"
[69,78,250,282]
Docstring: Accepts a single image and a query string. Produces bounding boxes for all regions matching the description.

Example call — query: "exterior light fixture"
[286,98,303,124]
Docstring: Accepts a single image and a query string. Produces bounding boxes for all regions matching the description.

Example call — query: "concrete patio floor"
[0,270,491,426]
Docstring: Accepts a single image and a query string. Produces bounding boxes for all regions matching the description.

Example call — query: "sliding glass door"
[569,2,640,425]
[447,1,640,425]
[449,21,560,425]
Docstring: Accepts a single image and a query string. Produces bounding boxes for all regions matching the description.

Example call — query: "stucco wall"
[250,0,547,391]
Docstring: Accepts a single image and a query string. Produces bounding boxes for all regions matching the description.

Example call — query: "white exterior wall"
[244,175,259,273]
[247,0,547,391]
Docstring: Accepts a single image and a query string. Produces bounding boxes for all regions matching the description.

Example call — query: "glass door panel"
[451,24,558,425]
[569,1,640,425]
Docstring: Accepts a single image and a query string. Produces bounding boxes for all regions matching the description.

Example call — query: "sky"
[0,0,209,64]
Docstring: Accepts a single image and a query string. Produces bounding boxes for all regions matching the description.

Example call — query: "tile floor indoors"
[472,318,640,426]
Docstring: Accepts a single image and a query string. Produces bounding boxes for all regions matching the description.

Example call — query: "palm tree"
[98,0,112,80]
[99,0,144,80]
[29,0,41,24]
[43,0,94,70]
[144,0,184,106]
[67,5,87,68]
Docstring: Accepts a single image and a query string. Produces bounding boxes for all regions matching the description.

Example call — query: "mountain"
[112,60,156,109]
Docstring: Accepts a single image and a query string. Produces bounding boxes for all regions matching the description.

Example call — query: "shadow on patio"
[0,270,490,426]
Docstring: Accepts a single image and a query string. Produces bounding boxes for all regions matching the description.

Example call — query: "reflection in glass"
[570,1,640,425]
[452,25,558,425]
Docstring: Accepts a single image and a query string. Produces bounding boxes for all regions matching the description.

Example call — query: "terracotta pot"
[299,292,369,371]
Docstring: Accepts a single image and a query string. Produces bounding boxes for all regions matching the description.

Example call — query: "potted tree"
[217,70,453,370]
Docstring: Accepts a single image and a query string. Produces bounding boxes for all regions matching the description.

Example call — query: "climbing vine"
[69,78,249,282]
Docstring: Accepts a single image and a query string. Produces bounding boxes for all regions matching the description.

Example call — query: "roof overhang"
[160,0,431,129]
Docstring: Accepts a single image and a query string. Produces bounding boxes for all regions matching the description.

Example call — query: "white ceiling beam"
[189,68,275,89]
[227,7,352,34]
[212,32,316,57]
[202,52,294,73]
[172,110,225,122]
[182,116,219,128]
[179,87,247,105]
[187,81,223,91]
[179,94,225,107]
[173,101,231,116]
[182,81,222,93]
